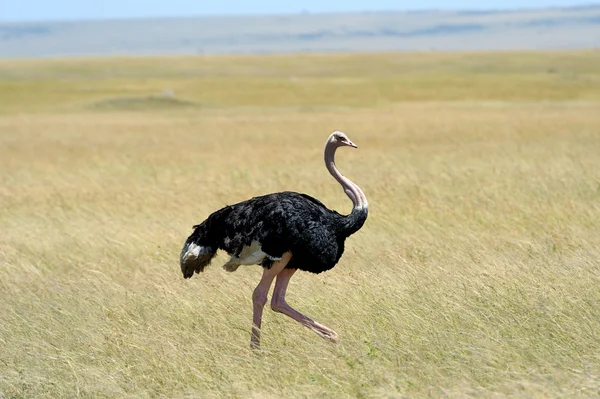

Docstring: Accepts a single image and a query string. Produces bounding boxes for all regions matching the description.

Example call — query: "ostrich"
[180,130,368,348]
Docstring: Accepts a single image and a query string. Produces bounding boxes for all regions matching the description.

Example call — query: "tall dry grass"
[1,51,599,398]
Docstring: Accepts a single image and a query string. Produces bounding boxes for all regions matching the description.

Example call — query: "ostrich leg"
[251,252,292,349]
[270,268,339,343]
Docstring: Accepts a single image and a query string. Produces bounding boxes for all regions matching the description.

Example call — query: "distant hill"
[1,5,599,58]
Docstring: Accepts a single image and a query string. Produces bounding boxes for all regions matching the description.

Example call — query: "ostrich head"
[328,130,358,149]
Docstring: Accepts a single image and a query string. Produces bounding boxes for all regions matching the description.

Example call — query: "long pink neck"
[324,142,368,212]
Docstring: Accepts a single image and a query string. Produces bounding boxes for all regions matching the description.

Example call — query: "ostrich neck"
[324,143,368,211]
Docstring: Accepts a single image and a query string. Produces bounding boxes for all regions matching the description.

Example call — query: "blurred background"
[1,0,599,57]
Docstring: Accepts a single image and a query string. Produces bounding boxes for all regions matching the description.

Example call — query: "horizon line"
[1,3,598,24]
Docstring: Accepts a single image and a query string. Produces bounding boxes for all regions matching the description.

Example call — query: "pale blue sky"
[1,0,597,22]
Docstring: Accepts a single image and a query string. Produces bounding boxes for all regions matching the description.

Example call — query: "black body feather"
[181,191,368,277]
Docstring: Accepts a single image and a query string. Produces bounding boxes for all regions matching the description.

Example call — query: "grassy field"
[1,51,600,398]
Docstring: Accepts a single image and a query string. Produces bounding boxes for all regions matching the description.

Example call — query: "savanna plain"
[1,51,599,398]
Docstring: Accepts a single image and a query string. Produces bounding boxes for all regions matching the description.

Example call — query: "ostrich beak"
[348,140,358,148]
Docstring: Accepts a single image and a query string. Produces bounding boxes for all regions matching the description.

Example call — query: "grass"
[1,51,600,113]
[0,51,599,398]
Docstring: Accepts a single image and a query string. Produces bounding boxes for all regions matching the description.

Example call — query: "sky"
[1,0,598,22]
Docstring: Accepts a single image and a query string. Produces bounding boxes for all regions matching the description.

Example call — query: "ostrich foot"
[250,335,261,350]
[310,325,339,343]
[271,268,339,344]
[271,299,339,343]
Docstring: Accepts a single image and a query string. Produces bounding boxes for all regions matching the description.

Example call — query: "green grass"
[1,51,599,113]
[0,51,599,398]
